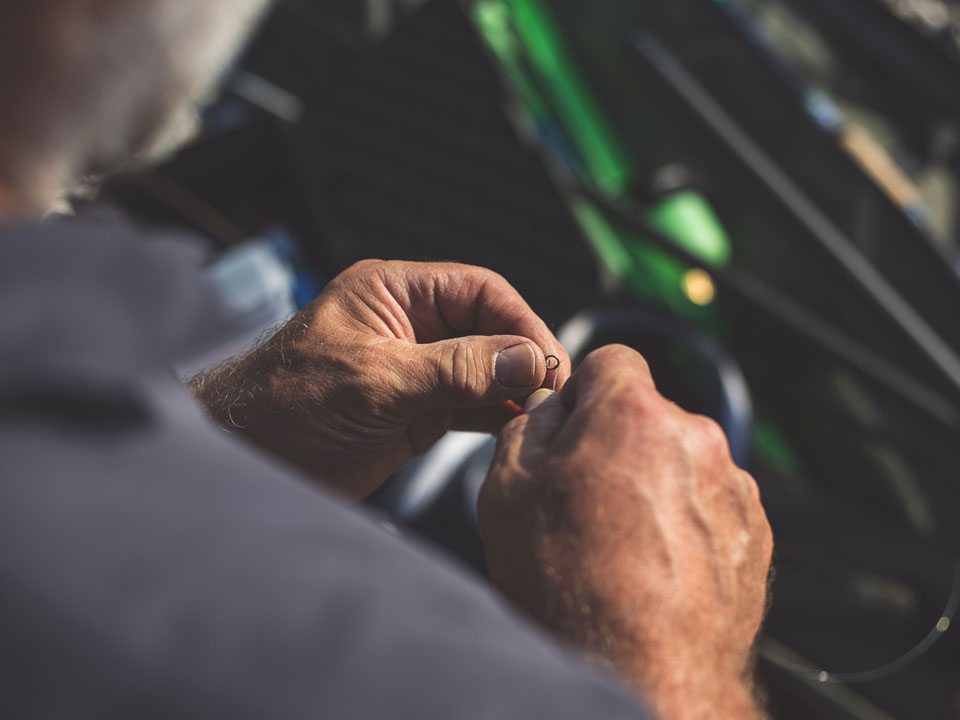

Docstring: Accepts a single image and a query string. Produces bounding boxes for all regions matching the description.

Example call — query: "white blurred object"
[209,238,296,321]
[177,237,297,378]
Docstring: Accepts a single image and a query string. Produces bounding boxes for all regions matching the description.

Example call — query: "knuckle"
[584,343,635,366]
[330,260,392,293]
[438,341,486,403]
[692,414,731,459]
[461,263,510,288]
[440,262,510,294]
[494,413,528,455]
[476,475,515,531]
[761,510,774,541]
[752,507,775,566]
[474,268,523,310]
[345,258,386,277]
[615,384,660,419]
[741,469,762,504]
[581,345,651,380]
[479,266,509,286]
[739,471,773,557]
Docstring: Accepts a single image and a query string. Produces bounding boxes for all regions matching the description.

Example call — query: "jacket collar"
[0,219,232,388]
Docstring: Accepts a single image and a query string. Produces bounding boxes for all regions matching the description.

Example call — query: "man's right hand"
[478,345,773,720]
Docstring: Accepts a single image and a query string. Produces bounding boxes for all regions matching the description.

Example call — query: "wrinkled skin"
[0,0,775,714]
[479,345,774,720]
[192,260,569,499]
[194,261,773,718]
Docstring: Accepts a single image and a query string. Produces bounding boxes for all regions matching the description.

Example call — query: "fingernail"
[496,344,537,388]
[525,389,555,412]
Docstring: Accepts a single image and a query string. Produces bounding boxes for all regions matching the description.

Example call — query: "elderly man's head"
[0,0,271,217]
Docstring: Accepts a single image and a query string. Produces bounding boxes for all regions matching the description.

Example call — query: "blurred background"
[91,1,960,717]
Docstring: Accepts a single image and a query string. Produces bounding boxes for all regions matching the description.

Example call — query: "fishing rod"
[579,186,960,436]
[631,34,960,411]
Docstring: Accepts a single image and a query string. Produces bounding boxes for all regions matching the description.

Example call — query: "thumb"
[399,335,547,410]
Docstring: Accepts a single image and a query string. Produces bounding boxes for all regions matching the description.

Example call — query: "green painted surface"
[505,0,632,195]
[647,190,732,267]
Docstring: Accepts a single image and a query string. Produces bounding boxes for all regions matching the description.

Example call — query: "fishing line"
[761,560,960,683]
[545,355,561,391]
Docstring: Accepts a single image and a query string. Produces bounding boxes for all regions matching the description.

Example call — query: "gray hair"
[0,0,271,217]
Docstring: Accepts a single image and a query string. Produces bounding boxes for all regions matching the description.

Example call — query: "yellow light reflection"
[682,268,716,306]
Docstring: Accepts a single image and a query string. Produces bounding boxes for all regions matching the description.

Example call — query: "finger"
[491,390,569,473]
[377,262,568,369]
[480,393,569,535]
[549,346,661,459]
[525,388,555,412]
[559,344,656,412]
[393,334,548,412]
[523,391,569,449]
[450,388,557,435]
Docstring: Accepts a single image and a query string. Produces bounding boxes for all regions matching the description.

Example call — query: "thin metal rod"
[580,188,960,434]
[761,561,960,683]
[631,34,960,407]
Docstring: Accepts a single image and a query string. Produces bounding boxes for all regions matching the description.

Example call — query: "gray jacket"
[0,221,650,719]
